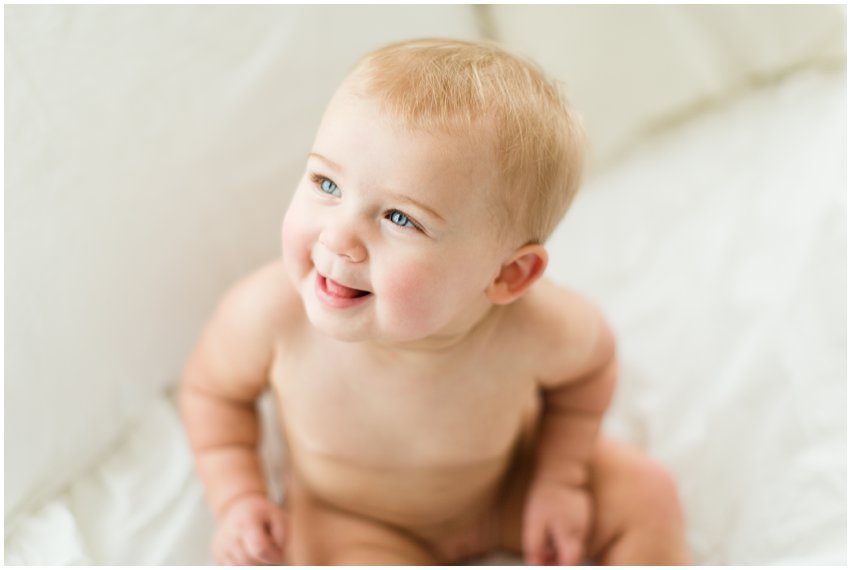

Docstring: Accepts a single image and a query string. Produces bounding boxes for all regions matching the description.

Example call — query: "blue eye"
[388,210,416,229]
[319,178,339,196]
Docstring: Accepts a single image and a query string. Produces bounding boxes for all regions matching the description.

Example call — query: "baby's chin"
[301,299,379,343]
[303,305,436,346]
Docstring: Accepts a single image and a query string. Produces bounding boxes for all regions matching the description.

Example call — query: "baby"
[181,38,688,565]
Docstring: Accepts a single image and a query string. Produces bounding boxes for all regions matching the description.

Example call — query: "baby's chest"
[272,351,537,467]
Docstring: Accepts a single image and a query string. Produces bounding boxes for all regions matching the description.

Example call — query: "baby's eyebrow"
[309,152,343,174]
[385,191,446,224]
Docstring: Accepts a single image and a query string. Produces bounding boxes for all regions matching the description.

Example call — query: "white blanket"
[550,68,846,565]
[5,68,845,565]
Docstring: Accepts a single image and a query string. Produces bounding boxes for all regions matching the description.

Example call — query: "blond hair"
[349,38,587,244]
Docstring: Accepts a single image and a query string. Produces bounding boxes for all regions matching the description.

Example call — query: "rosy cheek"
[281,202,315,269]
[378,263,443,325]
[280,211,300,249]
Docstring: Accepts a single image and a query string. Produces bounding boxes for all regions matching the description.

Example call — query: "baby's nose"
[318,225,367,263]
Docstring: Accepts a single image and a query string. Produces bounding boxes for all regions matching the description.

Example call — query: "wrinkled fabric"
[5,68,845,566]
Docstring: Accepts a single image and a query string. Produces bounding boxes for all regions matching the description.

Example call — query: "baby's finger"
[555,511,587,565]
[224,542,252,566]
[527,527,560,565]
[522,516,549,565]
[554,533,582,566]
[267,511,288,550]
[242,526,284,564]
[213,535,244,566]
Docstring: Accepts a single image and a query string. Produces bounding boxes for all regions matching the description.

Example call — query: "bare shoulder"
[183,259,303,398]
[511,277,616,387]
[216,259,303,336]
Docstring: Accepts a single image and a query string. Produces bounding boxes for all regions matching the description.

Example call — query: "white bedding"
[5,67,845,565]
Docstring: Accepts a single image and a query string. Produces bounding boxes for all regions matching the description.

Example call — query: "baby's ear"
[486,244,548,305]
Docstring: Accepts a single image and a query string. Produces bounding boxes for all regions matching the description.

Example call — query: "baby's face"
[281,83,512,345]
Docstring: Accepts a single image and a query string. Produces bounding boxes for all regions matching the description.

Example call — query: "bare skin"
[182,261,688,565]
[181,79,688,565]
[287,434,688,565]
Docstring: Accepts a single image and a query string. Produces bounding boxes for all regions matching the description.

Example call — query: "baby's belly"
[288,443,514,540]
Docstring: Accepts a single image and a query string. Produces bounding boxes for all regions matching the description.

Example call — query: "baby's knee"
[594,441,684,528]
[641,458,683,524]
[589,441,689,564]
[629,455,684,528]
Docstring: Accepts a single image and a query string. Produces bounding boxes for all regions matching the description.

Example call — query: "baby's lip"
[317,272,371,298]
[325,277,370,298]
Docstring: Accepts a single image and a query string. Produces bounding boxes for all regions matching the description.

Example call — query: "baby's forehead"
[331,84,496,167]
[341,72,497,143]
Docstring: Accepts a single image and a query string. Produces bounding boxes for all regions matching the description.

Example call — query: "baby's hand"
[213,494,288,565]
[522,480,591,565]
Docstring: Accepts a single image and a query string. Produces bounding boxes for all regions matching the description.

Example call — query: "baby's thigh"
[286,485,435,565]
[495,435,687,564]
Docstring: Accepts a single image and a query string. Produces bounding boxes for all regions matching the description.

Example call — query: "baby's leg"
[498,436,689,565]
[585,437,689,564]
[285,478,436,565]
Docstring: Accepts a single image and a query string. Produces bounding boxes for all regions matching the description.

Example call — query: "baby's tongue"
[327,278,367,298]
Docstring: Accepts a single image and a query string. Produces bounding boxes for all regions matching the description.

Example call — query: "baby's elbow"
[596,312,617,363]
[587,318,618,386]
[597,355,618,412]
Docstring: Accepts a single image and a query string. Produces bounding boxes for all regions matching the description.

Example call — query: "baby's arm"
[525,291,618,565]
[534,300,616,488]
[180,262,291,564]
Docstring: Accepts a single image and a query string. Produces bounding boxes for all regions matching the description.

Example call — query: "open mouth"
[315,273,372,308]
